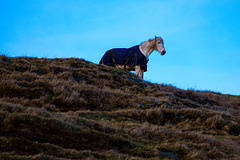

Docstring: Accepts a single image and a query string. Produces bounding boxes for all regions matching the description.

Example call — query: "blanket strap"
[124,58,129,70]
[111,52,118,66]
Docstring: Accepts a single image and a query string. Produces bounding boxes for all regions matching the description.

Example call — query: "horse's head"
[155,36,166,55]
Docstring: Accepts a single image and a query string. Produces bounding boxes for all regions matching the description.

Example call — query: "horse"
[99,36,166,79]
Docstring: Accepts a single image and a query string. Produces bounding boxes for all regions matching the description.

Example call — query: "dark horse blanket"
[99,45,148,71]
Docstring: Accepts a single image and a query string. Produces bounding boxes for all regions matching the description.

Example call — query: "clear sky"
[1,0,240,95]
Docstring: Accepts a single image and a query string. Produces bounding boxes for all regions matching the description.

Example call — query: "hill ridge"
[0,55,239,159]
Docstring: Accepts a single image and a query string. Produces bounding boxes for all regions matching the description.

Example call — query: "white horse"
[100,36,166,79]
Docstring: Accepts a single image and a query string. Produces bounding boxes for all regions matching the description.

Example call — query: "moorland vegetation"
[0,55,239,159]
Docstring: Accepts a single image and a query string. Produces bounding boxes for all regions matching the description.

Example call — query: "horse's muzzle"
[161,50,166,55]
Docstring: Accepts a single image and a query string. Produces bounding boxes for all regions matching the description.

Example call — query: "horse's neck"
[139,40,155,58]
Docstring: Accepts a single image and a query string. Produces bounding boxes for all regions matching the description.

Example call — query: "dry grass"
[0,55,239,159]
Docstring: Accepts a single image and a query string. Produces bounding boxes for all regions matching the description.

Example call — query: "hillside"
[0,55,239,160]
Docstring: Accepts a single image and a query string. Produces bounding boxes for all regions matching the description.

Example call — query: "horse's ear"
[155,36,157,41]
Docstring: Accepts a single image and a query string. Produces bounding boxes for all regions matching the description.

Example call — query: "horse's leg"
[140,68,144,79]
[135,66,140,78]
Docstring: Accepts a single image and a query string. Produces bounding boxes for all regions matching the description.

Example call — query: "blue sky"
[1,0,240,95]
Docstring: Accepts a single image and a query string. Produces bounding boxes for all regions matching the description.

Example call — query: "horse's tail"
[100,50,117,66]
[99,51,109,64]
[99,50,110,65]
[99,58,103,64]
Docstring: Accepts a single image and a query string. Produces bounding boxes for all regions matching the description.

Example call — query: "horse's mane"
[140,37,163,46]
[141,36,163,44]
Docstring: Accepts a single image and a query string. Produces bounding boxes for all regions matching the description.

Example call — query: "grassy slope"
[0,55,239,160]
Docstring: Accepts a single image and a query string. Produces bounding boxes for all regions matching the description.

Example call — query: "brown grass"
[0,56,239,159]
